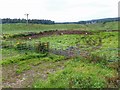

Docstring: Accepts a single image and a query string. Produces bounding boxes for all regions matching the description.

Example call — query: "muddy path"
[10,29,119,40]
[2,58,70,88]
[14,30,93,40]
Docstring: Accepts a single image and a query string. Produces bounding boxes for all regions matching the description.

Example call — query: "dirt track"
[14,29,119,40]
[19,30,92,39]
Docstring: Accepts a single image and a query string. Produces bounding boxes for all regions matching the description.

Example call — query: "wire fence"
[2,40,83,58]
[2,39,119,59]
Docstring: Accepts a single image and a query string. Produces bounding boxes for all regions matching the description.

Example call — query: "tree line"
[2,18,55,24]
[1,17,119,24]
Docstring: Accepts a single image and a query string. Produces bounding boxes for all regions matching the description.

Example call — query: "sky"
[0,0,119,22]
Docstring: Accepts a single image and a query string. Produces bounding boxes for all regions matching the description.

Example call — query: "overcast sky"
[0,0,119,22]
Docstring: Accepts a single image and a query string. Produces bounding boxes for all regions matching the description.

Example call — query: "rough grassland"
[2,21,118,34]
[2,21,119,88]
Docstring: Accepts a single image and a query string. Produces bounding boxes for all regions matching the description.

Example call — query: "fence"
[2,40,50,57]
[2,38,103,58]
[2,40,83,58]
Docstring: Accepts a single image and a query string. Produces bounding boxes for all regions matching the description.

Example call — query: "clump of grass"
[1,53,47,65]
[86,53,108,65]
[16,64,31,74]
[33,57,117,88]
[1,52,65,66]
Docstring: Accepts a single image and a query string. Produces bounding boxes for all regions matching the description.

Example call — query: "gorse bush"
[3,34,12,39]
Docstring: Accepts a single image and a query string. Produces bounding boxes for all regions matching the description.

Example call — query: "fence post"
[39,41,42,53]
[46,42,49,55]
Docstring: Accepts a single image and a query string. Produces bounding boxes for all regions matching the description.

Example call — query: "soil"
[16,30,93,40]
[13,29,119,40]
[2,59,69,88]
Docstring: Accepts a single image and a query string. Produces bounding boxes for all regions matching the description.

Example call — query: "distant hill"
[1,17,119,24]
[56,17,119,24]
[77,17,119,24]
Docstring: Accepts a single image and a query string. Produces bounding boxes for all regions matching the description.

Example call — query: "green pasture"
[2,21,118,34]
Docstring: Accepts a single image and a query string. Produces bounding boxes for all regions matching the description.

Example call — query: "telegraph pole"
[24,13,29,25]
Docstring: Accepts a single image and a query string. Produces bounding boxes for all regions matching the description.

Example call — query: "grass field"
[2,21,118,34]
[1,22,119,88]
